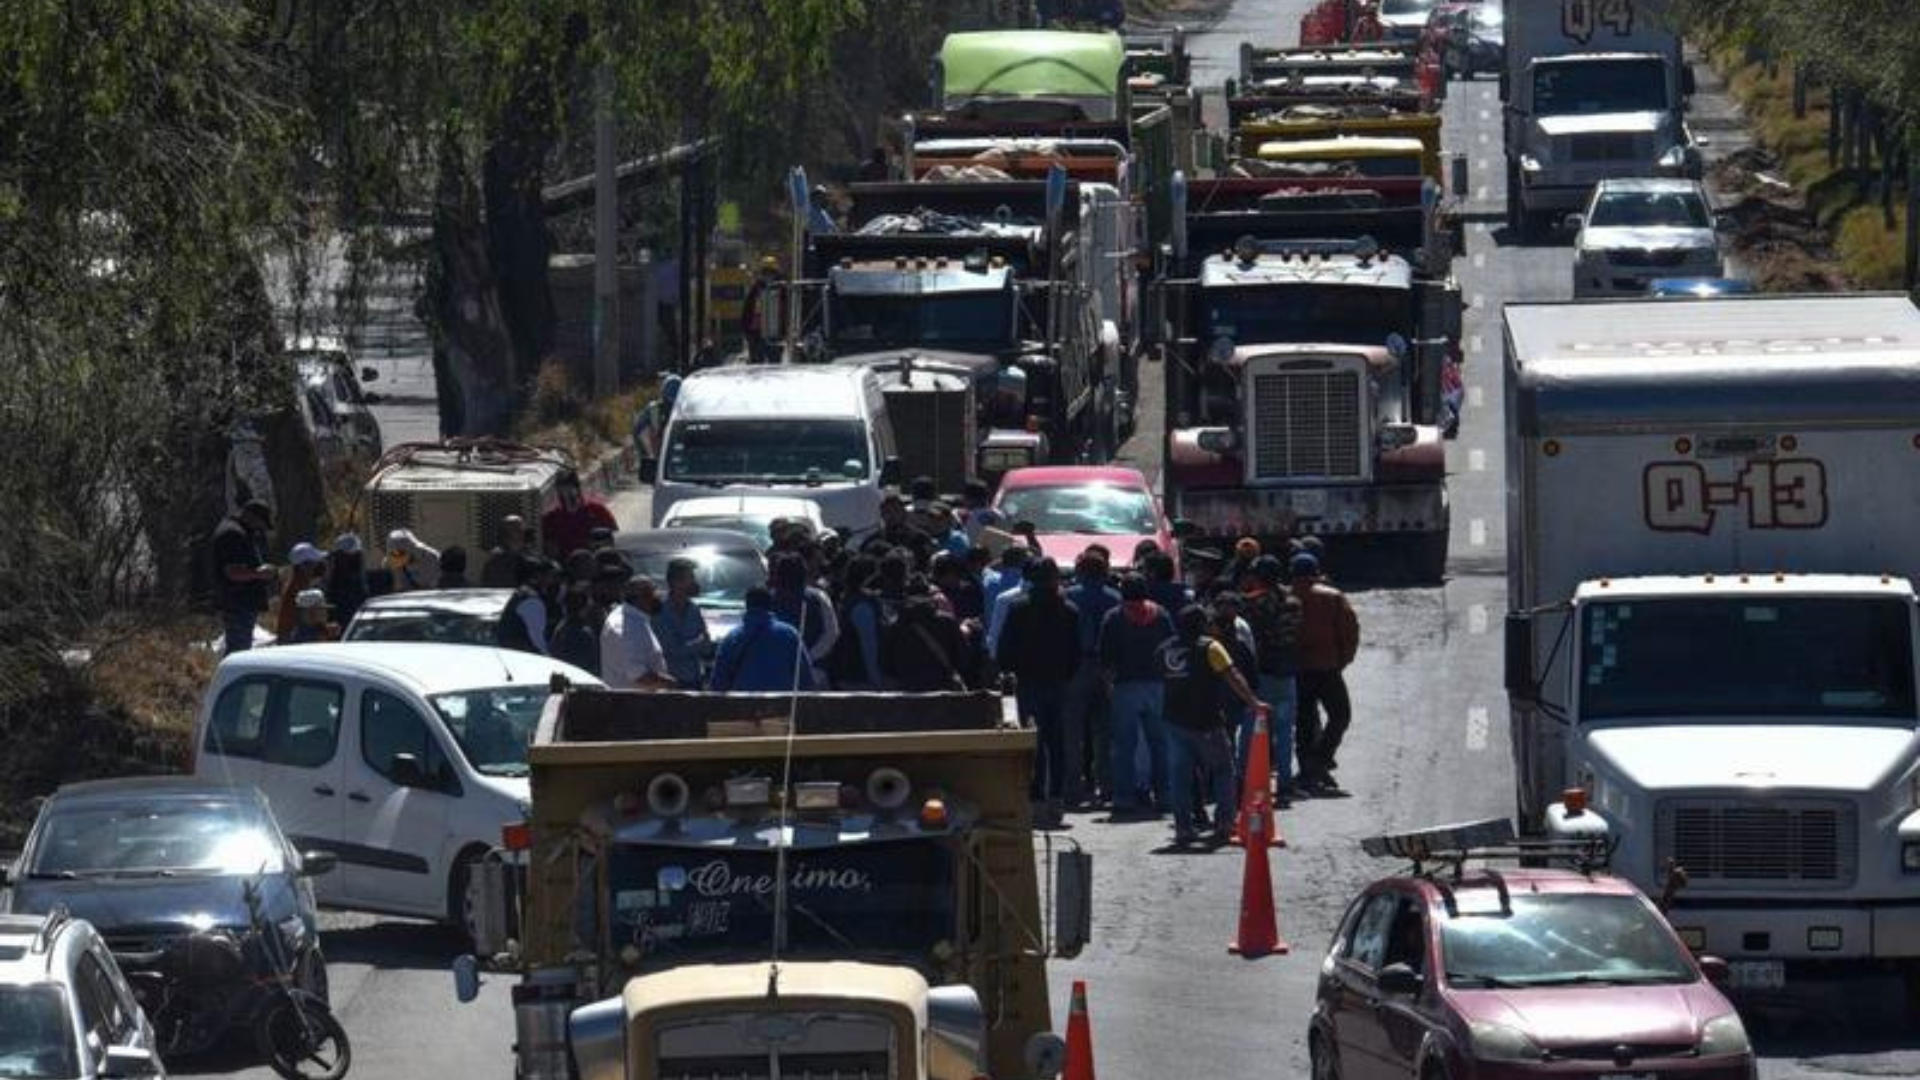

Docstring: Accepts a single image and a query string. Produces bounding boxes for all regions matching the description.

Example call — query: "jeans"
[1108,681,1168,810]
[1239,674,1298,795]
[1296,669,1353,782]
[1169,725,1237,838]
[222,609,259,654]
[1060,664,1106,801]
[1017,681,1071,801]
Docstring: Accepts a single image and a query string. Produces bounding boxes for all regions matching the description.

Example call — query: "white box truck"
[1502,0,1701,238]
[1503,294,1920,987]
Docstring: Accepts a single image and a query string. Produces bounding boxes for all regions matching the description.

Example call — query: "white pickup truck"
[1502,294,1920,991]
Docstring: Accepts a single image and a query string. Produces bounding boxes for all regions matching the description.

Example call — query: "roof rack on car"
[30,907,70,954]
[1360,819,1616,915]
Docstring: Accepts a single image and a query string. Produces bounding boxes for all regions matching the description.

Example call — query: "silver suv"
[0,910,164,1078]
[1571,178,1729,297]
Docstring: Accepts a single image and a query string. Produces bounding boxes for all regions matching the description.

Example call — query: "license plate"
[1599,1073,1655,1080]
[1289,489,1328,517]
[1728,960,1785,991]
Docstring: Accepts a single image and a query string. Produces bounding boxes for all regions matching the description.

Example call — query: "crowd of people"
[212,468,1363,846]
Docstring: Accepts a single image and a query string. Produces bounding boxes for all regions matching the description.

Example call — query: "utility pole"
[593,62,620,398]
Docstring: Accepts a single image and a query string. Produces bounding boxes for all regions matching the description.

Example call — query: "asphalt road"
[192,4,1917,1078]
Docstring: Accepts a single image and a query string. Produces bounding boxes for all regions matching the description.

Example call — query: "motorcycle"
[124,874,350,1080]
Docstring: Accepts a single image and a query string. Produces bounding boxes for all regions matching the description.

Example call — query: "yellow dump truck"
[455,687,1087,1080]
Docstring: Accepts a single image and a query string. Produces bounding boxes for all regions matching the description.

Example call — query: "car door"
[196,674,273,791]
[1376,894,1440,1076]
[252,677,348,906]
[1329,892,1399,1079]
[336,686,456,915]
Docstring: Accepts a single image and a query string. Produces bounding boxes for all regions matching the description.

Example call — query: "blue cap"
[661,374,681,404]
[1290,552,1320,578]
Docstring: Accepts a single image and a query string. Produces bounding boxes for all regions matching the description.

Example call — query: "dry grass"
[512,359,655,467]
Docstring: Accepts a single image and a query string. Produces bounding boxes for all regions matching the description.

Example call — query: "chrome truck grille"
[1656,798,1856,887]
[1249,369,1363,480]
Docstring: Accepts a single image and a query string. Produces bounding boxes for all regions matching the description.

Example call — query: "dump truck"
[1502,0,1699,238]
[456,689,1088,1080]
[1503,293,1920,985]
[1153,168,1461,578]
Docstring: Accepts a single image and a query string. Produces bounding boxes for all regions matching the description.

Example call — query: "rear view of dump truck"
[457,689,1088,1080]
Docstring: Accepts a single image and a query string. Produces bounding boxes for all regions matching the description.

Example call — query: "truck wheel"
[1403,530,1448,585]
[1504,162,1522,234]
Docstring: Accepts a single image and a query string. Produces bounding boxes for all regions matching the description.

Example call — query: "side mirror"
[452,954,483,1004]
[1680,66,1697,98]
[99,1046,157,1079]
[359,366,380,383]
[299,850,338,877]
[637,457,658,484]
[390,752,428,788]
[1504,612,1538,706]
[1379,962,1423,997]
[1563,212,1585,234]
[1052,847,1092,958]
[1170,518,1200,540]
[878,456,903,488]
[1698,955,1729,988]
[1714,212,1735,233]
[361,391,382,405]
[0,859,13,887]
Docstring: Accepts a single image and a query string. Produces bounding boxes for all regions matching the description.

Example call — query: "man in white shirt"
[600,574,677,688]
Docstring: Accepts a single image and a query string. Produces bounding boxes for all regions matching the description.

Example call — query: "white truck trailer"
[1503,294,1920,990]
[1502,0,1700,238]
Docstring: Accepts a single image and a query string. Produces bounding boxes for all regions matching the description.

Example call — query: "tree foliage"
[1668,0,1920,133]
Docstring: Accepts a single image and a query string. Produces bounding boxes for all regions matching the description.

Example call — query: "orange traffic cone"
[1232,709,1285,849]
[1063,980,1096,1080]
[1229,788,1290,958]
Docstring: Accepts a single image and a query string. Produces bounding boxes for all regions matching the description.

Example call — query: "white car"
[656,495,827,551]
[342,588,511,646]
[191,643,602,939]
[1571,178,1727,298]
[0,912,163,1078]
[287,334,384,463]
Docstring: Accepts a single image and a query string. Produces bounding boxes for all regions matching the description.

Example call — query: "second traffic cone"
[1232,708,1284,849]
[1063,980,1096,1080]
[1228,790,1290,958]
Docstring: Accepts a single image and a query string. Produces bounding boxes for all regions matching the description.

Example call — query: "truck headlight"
[1658,145,1689,169]
[1468,1021,1543,1062]
[1902,841,1920,873]
[1519,154,1543,175]
[1698,1012,1750,1056]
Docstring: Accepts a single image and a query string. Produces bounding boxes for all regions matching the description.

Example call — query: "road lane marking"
[1478,109,1491,121]
[1467,706,1490,750]
[1470,518,1487,546]
[1476,185,1490,200]
[1469,333,1483,353]
[1472,251,1486,269]
[1468,293,1484,309]
[1468,448,1486,472]
[1478,131,1490,145]
[1469,604,1489,634]
[1469,385,1485,408]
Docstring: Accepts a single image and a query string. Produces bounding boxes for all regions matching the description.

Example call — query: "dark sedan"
[3,778,334,1059]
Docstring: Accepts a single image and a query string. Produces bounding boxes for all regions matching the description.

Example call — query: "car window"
[263,681,343,769]
[0,984,81,1078]
[205,677,273,760]
[74,952,133,1044]
[1345,893,1399,971]
[361,690,454,790]
[1381,898,1428,976]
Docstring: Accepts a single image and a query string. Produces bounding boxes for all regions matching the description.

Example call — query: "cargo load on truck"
[1501,0,1700,238]
[1502,293,1920,976]
[364,439,573,557]
[456,688,1090,1080]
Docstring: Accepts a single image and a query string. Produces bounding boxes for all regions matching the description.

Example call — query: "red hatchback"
[1313,857,1755,1079]
[992,466,1175,572]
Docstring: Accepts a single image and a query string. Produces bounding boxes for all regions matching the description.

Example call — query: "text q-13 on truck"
[450,687,1090,1080]
[1502,293,1920,993]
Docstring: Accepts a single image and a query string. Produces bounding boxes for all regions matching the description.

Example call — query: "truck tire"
[1407,529,1448,585]
[1505,161,1522,234]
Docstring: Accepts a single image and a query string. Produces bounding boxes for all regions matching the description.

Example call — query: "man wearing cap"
[709,586,814,693]
[385,528,441,591]
[602,571,677,689]
[273,541,328,640]
[542,469,619,560]
[1161,604,1271,846]
[324,533,369,624]
[1291,551,1360,793]
[481,515,530,589]
[995,557,1082,826]
[1239,554,1304,804]
[282,589,340,644]
[212,500,277,654]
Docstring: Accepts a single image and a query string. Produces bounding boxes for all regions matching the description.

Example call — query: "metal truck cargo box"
[1504,0,1679,74]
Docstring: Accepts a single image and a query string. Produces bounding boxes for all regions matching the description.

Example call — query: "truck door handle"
[347,792,371,804]
[312,785,335,797]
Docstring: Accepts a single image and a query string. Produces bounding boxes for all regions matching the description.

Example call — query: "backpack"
[825,594,885,685]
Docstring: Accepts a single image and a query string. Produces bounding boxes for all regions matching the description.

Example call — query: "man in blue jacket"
[708,587,815,693]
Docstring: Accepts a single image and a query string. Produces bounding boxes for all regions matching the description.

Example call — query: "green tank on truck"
[454,687,1089,1080]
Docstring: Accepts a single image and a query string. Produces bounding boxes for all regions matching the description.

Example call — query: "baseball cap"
[1251,554,1284,585]
[331,533,363,555]
[387,528,418,552]
[1290,551,1320,578]
[288,542,325,567]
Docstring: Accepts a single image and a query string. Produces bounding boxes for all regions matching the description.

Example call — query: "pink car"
[1313,864,1755,1080]
[992,466,1175,572]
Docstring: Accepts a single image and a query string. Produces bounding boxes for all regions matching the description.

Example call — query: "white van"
[644,365,901,537]
[191,643,601,937]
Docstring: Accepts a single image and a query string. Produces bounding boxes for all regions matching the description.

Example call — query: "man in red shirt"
[542,469,618,558]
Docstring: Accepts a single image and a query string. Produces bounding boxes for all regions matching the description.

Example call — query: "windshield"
[665,419,870,483]
[661,516,777,550]
[605,839,955,963]
[430,686,551,777]
[1580,597,1918,722]
[1443,893,1695,987]
[1587,189,1710,229]
[1380,0,1437,17]
[620,543,766,608]
[29,798,284,878]
[997,483,1157,535]
[1205,284,1410,346]
[829,290,1014,348]
[0,986,79,1080]
[345,607,499,645]
[1534,58,1668,116]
